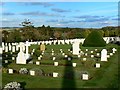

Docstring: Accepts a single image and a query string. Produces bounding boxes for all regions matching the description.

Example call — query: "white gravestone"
[54,62,58,66]
[62,53,65,56]
[5,46,8,52]
[97,53,100,56]
[85,53,88,56]
[5,60,8,63]
[83,58,87,61]
[82,74,88,80]
[38,57,41,60]
[72,63,77,67]
[101,49,107,61]
[8,43,11,51]
[96,63,100,68]
[30,70,35,76]
[36,61,40,65]
[91,55,94,58]
[64,55,68,58]
[16,45,19,51]
[12,46,15,52]
[40,55,42,58]
[12,57,15,60]
[53,72,58,77]
[0,47,3,54]
[68,49,70,51]
[68,57,71,61]
[72,39,80,55]
[8,69,13,74]
[107,55,110,58]
[91,51,93,53]
[52,53,54,55]
[78,54,81,58]
[25,41,30,60]
[95,49,97,51]
[16,42,26,64]
[112,48,117,53]
[53,57,56,60]
[110,53,113,56]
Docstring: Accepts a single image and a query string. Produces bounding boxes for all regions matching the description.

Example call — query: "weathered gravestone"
[40,44,45,51]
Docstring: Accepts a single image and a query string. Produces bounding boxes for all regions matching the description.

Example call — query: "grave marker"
[40,44,45,51]
[82,74,88,80]
[8,69,13,74]
[101,49,107,61]
[54,62,58,66]
[72,39,80,55]
[53,72,58,77]
[30,70,35,76]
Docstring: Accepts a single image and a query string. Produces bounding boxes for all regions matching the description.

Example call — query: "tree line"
[2,19,119,43]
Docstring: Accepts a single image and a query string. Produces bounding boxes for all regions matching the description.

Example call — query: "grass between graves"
[2,44,119,89]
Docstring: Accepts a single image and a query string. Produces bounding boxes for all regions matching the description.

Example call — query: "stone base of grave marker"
[53,72,58,77]
[30,70,35,76]
[82,74,88,80]
[8,69,13,74]
[72,63,77,67]
[96,63,100,68]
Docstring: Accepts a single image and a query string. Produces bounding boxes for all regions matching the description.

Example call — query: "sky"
[1,2,119,28]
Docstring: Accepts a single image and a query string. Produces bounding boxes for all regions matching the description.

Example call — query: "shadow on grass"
[61,60,76,89]
[19,81,26,90]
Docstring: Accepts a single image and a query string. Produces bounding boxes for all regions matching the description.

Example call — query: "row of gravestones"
[7,68,89,80]
[27,39,85,45]
[2,37,116,50]
[1,36,117,54]
[35,61,101,68]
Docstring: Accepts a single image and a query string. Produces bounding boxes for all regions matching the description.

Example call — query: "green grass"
[2,44,119,89]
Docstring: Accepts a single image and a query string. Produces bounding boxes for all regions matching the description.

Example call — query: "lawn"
[2,44,119,89]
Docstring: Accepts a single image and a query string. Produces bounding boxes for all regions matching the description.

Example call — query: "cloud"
[47,19,58,22]
[51,8,71,13]
[74,15,109,22]
[20,11,62,17]
[112,18,120,21]
[2,12,15,15]
[24,2,54,7]
[85,18,109,22]
[74,15,102,19]
[46,19,76,24]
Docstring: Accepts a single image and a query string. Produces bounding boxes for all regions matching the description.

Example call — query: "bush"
[4,81,22,90]
[83,31,106,47]
[30,68,44,76]
[2,68,7,73]
[19,68,28,74]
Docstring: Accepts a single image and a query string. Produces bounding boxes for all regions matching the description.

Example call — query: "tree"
[2,30,9,43]
[98,30,104,37]
[104,30,109,37]
[54,31,62,39]
[83,31,106,47]
[82,29,91,38]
